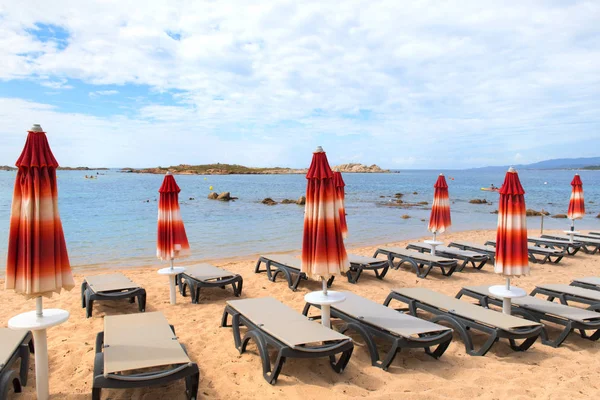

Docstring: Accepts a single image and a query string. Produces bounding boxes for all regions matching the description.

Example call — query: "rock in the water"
[552,214,568,219]
[380,195,385,198]
[217,192,231,201]
[208,192,218,200]
[401,214,410,219]
[281,199,296,204]
[412,191,418,195]
[332,163,390,173]
[189,197,195,200]
[526,209,549,216]
[417,201,428,205]
[394,193,403,198]
[596,213,600,218]
[297,196,306,205]
[262,198,277,205]
[469,199,488,204]
[491,210,499,214]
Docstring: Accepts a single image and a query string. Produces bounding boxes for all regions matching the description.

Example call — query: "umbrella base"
[158,267,186,305]
[8,308,70,400]
[304,291,346,328]
[489,285,526,315]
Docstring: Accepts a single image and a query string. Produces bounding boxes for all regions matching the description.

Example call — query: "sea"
[0,169,599,271]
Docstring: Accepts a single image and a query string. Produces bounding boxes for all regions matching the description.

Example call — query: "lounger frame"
[530,287,600,312]
[528,237,581,256]
[373,249,458,278]
[484,241,564,264]
[81,280,146,318]
[254,256,334,291]
[302,303,452,370]
[406,244,488,272]
[571,280,600,292]
[448,242,496,263]
[346,259,389,283]
[0,331,33,399]
[541,234,600,255]
[456,288,600,347]
[221,305,353,384]
[178,272,243,304]
[384,291,542,356]
[92,326,199,400]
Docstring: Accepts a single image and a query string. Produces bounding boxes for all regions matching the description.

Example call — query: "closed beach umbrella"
[157,172,190,264]
[428,173,451,241]
[333,171,348,238]
[567,174,584,231]
[5,124,74,399]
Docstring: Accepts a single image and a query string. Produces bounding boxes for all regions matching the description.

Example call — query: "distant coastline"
[120,163,391,175]
[0,165,109,171]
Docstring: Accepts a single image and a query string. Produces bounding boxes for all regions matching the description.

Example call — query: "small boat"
[480,187,499,192]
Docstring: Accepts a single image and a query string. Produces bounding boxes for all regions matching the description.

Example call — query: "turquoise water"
[1,169,599,270]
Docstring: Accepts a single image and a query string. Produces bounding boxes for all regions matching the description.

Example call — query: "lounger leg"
[456,259,468,272]
[342,322,383,368]
[508,335,538,352]
[81,281,88,308]
[185,370,200,400]
[290,271,304,291]
[92,387,101,400]
[254,258,266,274]
[193,286,201,304]
[424,333,452,359]
[329,347,353,374]
[430,314,497,356]
[375,265,389,279]
[85,291,94,318]
[346,269,358,284]
[540,324,573,348]
[233,279,243,297]
[18,343,30,386]
[240,330,283,384]
[0,370,22,397]
[475,260,487,270]
[580,329,600,341]
[138,291,146,312]
[327,275,335,288]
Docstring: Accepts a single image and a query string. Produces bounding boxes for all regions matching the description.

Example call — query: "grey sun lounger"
[302,292,452,370]
[0,329,33,399]
[345,254,390,283]
[588,231,600,236]
[406,242,489,271]
[528,237,582,256]
[384,288,542,356]
[540,234,600,255]
[531,284,600,311]
[255,254,334,291]
[81,273,146,318]
[373,247,458,278]
[571,277,600,292]
[448,241,496,263]
[456,286,600,347]
[484,240,564,264]
[177,263,243,304]
[221,297,353,384]
[92,312,199,400]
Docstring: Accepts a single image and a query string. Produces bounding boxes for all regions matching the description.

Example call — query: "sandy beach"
[1,228,599,400]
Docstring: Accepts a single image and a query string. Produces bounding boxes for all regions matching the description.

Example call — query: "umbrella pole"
[33,297,49,399]
[502,278,512,315]
[169,258,176,304]
[320,279,332,327]
[540,209,544,234]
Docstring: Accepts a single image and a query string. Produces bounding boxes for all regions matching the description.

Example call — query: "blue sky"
[0,1,599,168]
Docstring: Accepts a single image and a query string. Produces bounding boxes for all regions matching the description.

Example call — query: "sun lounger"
[448,241,496,263]
[384,288,542,356]
[588,231,600,236]
[0,329,33,398]
[92,312,199,400]
[373,247,458,278]
[540,234,600,255]
[81,273,146,318]
[531,284,600,311]
[406,242,489,271]
[528,237,582,256]
[221,297,353,384]
[456,286,600,347]
[177,263,243,304]
[302,292,452,370]
[345,254,390,283]
[571,277,600,292]
[254,254,334,291]
[484,240,564,264]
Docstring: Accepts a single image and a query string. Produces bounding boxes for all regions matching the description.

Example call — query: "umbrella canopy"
[157,172,190,261]
[428,173,451,235]
[5,125,74,298]
[567,174,585,221]
[301,147,349,281]
[494,167,529,276]
[333,171,348,239]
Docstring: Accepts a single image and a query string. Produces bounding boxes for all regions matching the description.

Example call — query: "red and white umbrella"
[5,124,74,399]
[567,174,584,230]
[157,172,190,264]
[428,173,451,241]
[333,171,348,239]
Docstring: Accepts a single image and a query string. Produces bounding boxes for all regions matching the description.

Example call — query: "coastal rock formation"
[332,163,390,173]
[552,214,568,218]
[526,209,550,217]
[217,192,232,201]
[207,192,218,200]
[0,165,16,171]
[491,210,499,214]
[262,198,277,206]
[297,196,306,205]
[469,199,488,204]
[596,213,600,218]
[394,193,403,198]
[401,214,410,219]
[281,199,296,204]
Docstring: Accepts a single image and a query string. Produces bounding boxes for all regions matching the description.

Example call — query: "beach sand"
[1,229,599,399]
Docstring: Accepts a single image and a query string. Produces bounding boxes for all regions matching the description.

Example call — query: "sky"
[0,1,599,169]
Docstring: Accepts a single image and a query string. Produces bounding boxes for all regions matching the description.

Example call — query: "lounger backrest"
[103,312,190,374]
[227,297,349,349]
[380,247,453,263]
[451,241,496,253]
[393,288,540,330]
[573,277,600,287]
[0,328,26,369]
[333,292,450,338]
[536,284,600,301]
[348,254,382,265]
[435,245,487,258]
[85,273,139,293]
[184,263,237,280]
[261,254,301,270]
[464,286,600,323]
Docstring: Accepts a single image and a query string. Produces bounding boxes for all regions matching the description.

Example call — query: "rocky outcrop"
[297,196,306,205]
[394,193,403,198]
[469,199,488,204]
[216,192,232,201]
[526,209,550,216]
[552,214,568,218]
[596,213,600,218]
[281,199,296,204]
[491,210,499,214]
[207,192,218,200]
[262,198,277,206]
[332,163,390,173]
[401,214,410,219]
[0,165,16,171]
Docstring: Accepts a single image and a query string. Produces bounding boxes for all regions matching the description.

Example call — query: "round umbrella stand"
[9,298,69,400]
[563,230,580,243]
[424,239,443,256]
[489,279,526,315]
[158,266,186,305]
[304,289,346,328]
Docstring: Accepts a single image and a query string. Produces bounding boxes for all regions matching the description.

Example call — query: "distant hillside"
[471,157,600,171]
[121,163,390,175]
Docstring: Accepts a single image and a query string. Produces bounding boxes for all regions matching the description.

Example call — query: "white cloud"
[0,1,599,168]
[89,90,119,97]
